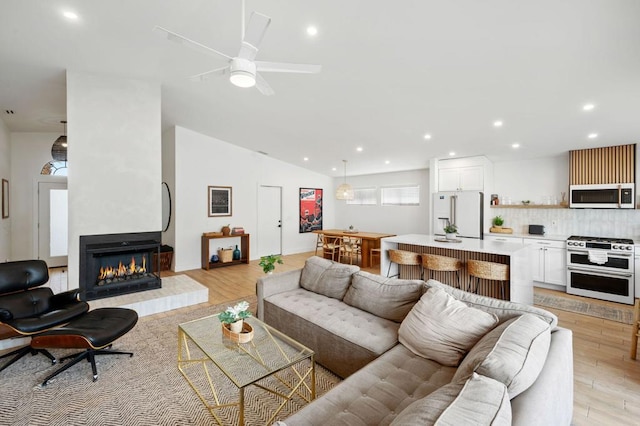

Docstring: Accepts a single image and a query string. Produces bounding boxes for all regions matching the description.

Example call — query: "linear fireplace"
[79,231,162,301]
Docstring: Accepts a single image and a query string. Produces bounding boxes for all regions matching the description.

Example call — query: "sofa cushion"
[399,287,499,367]
[425,279,558,329]
[300,256,359,300]
[453,313,551,398]
[280,344,457,425]
[343,271,423,322]
[390,373,511,426]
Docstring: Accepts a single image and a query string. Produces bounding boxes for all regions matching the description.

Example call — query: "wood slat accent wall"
[398,244,510,300]
[569,144,636,185]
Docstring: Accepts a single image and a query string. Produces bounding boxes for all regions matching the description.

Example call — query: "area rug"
[0,296,340,426]
[534,291,634,324]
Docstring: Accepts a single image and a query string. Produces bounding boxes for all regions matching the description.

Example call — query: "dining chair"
[340,236,362,265]
[314,233,324,256]
[322,235,341,262]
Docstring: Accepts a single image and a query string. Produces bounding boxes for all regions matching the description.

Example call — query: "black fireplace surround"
[79,231,162,301]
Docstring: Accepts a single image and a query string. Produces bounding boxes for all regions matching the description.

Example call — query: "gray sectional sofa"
[257,256,573,425]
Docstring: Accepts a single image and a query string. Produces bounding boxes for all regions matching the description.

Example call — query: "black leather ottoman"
[31,307,138,385]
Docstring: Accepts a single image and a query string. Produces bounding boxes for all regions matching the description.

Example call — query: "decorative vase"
[233,245,241,260]
[210,254,219,263]
[445,232,456,240]
[221,226,231,236]
[229,319,243,333]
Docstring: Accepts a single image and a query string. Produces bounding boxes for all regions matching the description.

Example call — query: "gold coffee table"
[178,315,315,425]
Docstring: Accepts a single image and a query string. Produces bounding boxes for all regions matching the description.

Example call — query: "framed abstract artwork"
[208,186,232,217]
[299,188,323,233]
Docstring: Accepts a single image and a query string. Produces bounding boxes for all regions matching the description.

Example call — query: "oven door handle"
[567,266,633,278]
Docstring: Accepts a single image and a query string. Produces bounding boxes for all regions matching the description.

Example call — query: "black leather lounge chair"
[0,260,89,373]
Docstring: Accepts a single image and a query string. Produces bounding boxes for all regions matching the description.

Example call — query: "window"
[381,185,420,206]
[347,187,377,205]
[41,160,68,176]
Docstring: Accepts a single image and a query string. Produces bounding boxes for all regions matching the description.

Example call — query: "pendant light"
[51,120,68,162]
[335,160,354,200]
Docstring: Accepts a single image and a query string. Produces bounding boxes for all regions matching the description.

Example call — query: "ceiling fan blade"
[188,66,229,82]
[154,26,232,61]
[238,12,271,60]
[255,73,275,96]
[255,61,322,74]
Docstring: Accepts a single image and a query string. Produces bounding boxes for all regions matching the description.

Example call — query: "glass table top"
[179,314,314,388]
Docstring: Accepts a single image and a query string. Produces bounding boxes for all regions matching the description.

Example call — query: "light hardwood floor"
[161,253,640,424]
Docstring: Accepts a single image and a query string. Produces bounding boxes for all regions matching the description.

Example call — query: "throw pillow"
[398,288,499,366]
[390,373,511,426]
[299,256,359,300]
[343,271,423,322]
[453,313,551,398]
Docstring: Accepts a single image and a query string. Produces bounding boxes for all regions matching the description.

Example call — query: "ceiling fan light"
[230,70,256,88]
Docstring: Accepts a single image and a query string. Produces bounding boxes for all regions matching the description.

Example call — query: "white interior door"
[257,186,282,257]
[38,181,68,267]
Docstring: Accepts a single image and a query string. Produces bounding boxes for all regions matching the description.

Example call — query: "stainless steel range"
[566,235,634,304]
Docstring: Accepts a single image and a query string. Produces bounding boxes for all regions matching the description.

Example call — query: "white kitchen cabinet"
[438,166,483,191]
[527,239,566,287]
[483,235,524,244]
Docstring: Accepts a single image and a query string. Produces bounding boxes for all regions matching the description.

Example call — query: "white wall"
[492,155,569,206]
[0,119,10,261]
[333,169,430,235]
[161,127,176,253]
[172,126,334,272]
[9,132,60,261]
[66,71,161,289]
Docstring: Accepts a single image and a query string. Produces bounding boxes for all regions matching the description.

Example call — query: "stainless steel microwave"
[570,183,635,209]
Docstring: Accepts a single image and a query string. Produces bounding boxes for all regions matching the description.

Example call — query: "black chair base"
[41,344,133,386]
[0,345,56,373]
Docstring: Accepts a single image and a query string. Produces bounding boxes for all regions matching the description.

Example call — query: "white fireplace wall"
[66,71,161,290]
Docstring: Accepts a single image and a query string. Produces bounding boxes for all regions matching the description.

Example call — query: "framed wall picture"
[299,188,323,233]
[1,179,8,219]
[208,186,232,217]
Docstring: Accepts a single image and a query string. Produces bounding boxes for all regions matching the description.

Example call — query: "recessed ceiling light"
[582,103,595,111]
[449,151,456,156]
[385,160,390,164]
[331,167,337,171]
[588,133,598,139]
[63,11,78,20]
[423,134,432,140]
[493,120,503,127]
[303,157,309,161]
[356,147,363,152]
[306,26,318,36]
[511,143,520,148]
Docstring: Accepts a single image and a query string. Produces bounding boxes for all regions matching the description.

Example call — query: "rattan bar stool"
[630,298,640,360]
[467,259,510,300]
[422,254,463,289]
[387,249,422,278]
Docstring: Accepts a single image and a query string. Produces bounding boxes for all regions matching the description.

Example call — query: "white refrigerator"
[432,191,484,239]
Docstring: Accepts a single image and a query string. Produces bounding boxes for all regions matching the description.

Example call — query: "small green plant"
[259,254,283,274]
[218,301,251,324]
[443,223,458,234]
[492,216,505,226]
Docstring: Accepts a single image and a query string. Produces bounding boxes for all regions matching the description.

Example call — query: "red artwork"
[299,188,323,233]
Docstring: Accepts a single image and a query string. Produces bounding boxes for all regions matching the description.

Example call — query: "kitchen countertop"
[382,234,528,256]
[485,232,569,242]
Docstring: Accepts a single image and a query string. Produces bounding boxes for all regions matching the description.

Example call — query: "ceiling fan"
[154,1,321,95]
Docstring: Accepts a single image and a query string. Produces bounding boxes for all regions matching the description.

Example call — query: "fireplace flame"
[98,255,147,280]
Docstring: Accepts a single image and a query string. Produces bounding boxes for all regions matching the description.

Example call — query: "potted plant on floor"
[218,300,252,333]
[443,223,458,240]
[259,254,283,274]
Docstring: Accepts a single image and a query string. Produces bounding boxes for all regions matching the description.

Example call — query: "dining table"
[312,229,396,267]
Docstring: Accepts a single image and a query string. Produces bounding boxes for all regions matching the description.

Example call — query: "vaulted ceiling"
[2,0,639,177]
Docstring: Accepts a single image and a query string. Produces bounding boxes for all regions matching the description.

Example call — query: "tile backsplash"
[489,207,640,239]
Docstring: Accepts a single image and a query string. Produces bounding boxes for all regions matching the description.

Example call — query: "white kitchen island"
[381,234,533,305]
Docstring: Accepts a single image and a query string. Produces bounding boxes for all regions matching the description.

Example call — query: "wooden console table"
[201,234,250,270]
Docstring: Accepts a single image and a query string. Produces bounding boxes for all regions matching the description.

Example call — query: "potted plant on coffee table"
[259,254,283,274]
[218,301,252,333]
[443,223,458,240]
